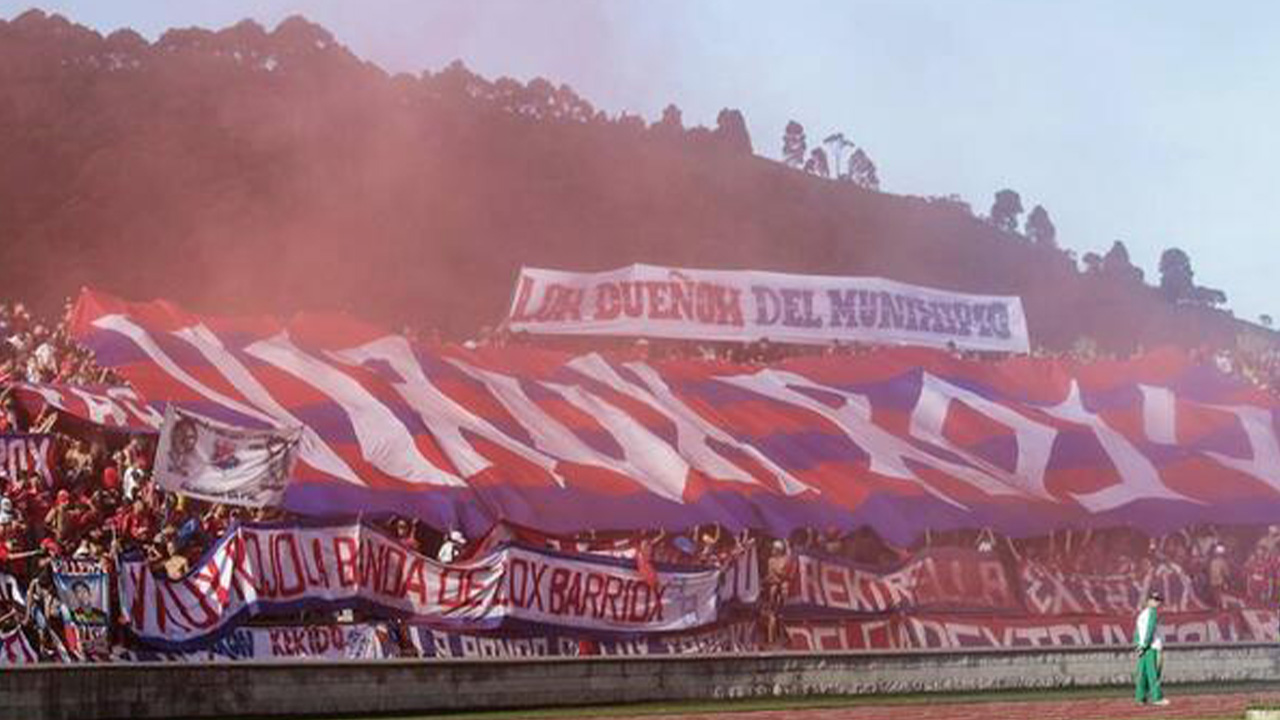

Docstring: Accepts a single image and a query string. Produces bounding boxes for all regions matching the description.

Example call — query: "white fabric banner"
[506,264,1030,353]
[154,406,301,508]
[120,624,394,662]
[120,521,733,646]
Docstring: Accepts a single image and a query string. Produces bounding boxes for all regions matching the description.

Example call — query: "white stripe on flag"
[246,333,465,486]
[175,324,363,485]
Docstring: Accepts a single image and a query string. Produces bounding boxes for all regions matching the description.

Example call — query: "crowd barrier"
[6,642,1280,720]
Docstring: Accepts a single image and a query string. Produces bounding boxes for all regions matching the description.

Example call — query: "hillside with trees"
[0,10,1262,351]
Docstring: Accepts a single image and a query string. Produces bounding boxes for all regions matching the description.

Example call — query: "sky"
[4,0,1278,323]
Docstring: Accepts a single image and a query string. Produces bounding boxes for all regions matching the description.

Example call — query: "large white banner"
[506,264,1030,353]
[154,406,302,508]
[120,521,740,647]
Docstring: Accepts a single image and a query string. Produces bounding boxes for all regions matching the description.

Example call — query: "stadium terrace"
[3,285,1280,665]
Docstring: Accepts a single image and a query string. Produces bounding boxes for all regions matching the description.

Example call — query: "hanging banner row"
[120,521,760,648]
[104,609,1279,666]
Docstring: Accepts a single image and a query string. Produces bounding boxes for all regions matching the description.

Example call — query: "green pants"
[1135,649,1162,703]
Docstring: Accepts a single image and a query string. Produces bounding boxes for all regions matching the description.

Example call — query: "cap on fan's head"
[1148,590,1164,603]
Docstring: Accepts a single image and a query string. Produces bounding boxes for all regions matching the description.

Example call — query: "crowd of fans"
[428,320,1280,398]
[1196,344,1280,399]
[926,523,1280,609]
[0,301,120,389]
[4,298,1280,661]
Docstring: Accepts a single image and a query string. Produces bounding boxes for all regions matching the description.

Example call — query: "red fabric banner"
[785,609,1278,651]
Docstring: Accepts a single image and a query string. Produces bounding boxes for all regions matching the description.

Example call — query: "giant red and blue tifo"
[67,289,1280,543]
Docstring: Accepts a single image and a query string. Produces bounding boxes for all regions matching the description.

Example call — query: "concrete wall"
[5,644,1280,720]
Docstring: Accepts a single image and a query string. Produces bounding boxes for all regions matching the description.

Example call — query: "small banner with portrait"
[154,405,302,508]
[53,557,111,660]
[52,558,110,627]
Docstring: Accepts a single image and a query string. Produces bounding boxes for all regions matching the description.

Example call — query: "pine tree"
[782,120,806,168]
[714,108,752,155]
[803,147,830,178]
[846,148,879,190]
[1159,248,1194,302]
[989,189,1024,233]
[1025,205,1056,247]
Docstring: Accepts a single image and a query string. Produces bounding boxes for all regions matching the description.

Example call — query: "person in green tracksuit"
[1134,590,1169,706]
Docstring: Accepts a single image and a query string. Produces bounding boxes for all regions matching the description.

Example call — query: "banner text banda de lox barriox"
[120,521,758,647]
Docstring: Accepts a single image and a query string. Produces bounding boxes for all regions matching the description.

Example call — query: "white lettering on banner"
[787,549,1017,613]
[102,386,165,427]
[1022,565,1085,615]
[245,334,465,486]
[560,356,710,497]
[785,611,1279,651]
[506,265,1031,353]
[717,369,1019,506]
[121,625,390,662]
[326,336,555,479]
[1203,404,1280,491]
[92,316,281,427]
[414,621,760,659]
[1021,561,1207,616]
[445,359,665,493]
[546,379,691,500]
[15,383,64,413]
[909,373,1058,500]
[601,358,811,496]
[0,436,53,484]
[657,622,759,655]
[1040,382,1192,510]
[68,386,148,428]
[334,340,808,498]
[447,353,799,502]
[1240,609,1278,640]
[121,522,731,645]
[264,625,383,659]
[18,382,164,429]
[87,298,1280,537]
[93,314,370,483]
[793,555,910,612]
[456,634,554,659]
[1139,385,1178,445]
